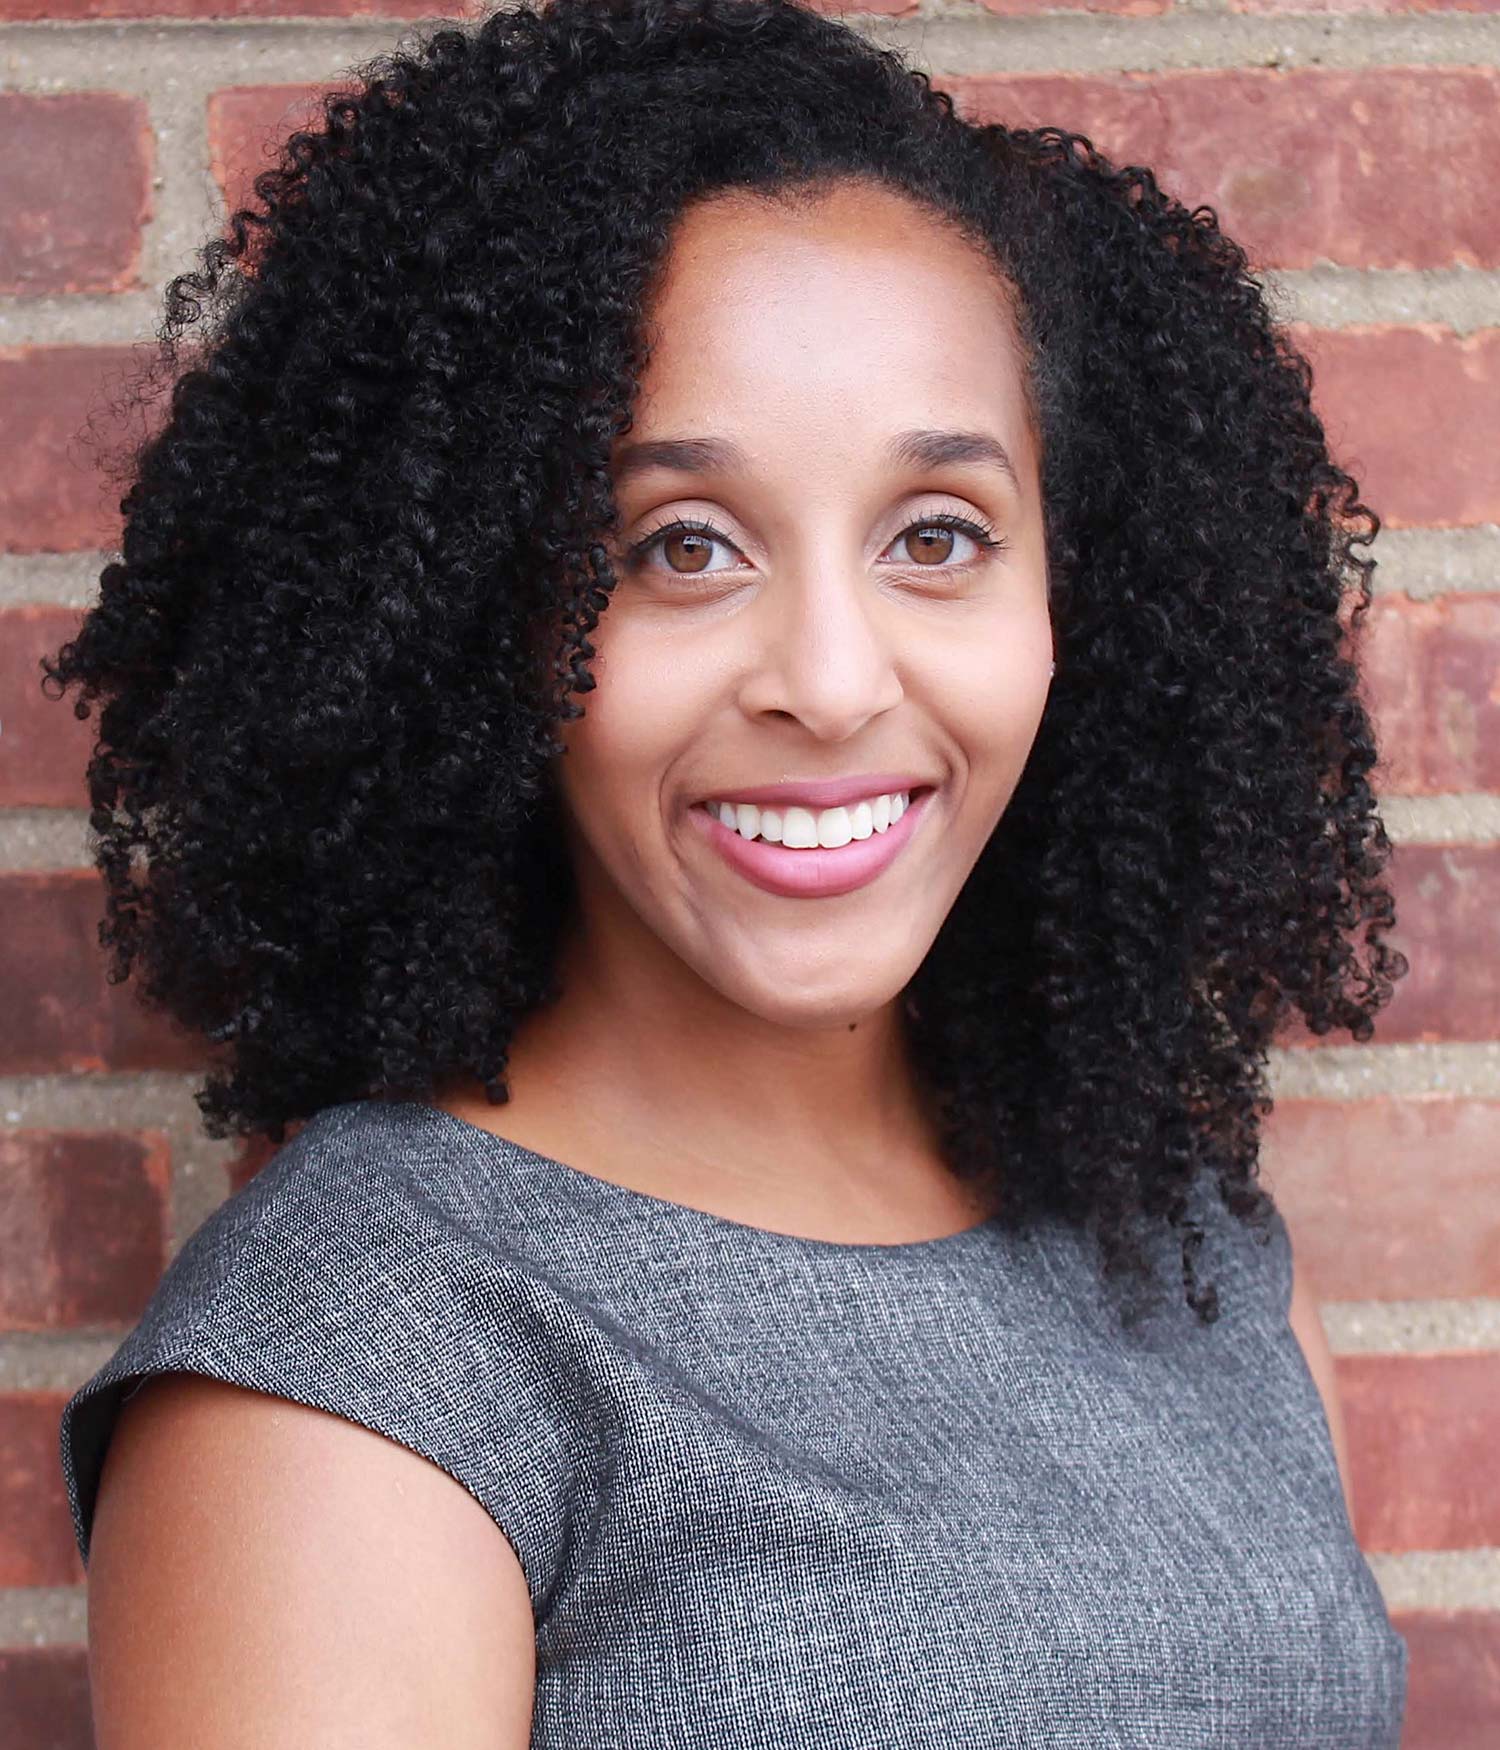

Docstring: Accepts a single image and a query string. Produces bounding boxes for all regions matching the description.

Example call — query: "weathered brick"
[1288,325,1500,529]
[1341,1353,1500,1550]
[0,347,154,553]
[207,83,332,220]
[0,93,152,295]
[1364,593,1500,793]
[945,69,1500,270]
[1236,0,1499,15]
[979,0,1167,14]
[1263,1099,1500,1301]
[0,872,208,1074]
[1394,1609,1500,1750]
[0,1395,105,1587]
[0,1128,171,1330]
[1278,843,1498,1046]
[0,0,454,16]
[1378,844,1499,1042]
[0,1644,91,1747]
[0,605,96,808]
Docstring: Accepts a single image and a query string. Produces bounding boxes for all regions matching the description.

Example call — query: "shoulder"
[1282,1220,1355,1516]
[1178,1168,1294,1322]
[59,1099,591,1609]
[88,1368,538,1747]
[1174,1175,1356,1510]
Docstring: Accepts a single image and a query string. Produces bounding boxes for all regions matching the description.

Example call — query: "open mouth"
[692,784,937,849]
[688,784,939,900]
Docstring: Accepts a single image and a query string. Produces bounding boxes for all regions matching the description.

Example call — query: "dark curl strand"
[40,0,1407,1328]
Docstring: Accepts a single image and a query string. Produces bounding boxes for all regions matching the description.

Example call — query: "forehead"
[629,182,1033,459]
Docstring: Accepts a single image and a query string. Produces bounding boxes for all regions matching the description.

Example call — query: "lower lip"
[688,788,937,899]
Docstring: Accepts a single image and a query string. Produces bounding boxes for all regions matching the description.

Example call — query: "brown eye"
[903,525,957,566]
[623,518,739,586]
[886,513,1005,576]
[662,529,714,572]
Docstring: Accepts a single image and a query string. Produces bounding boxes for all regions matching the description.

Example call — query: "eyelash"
[623,511,1009,582]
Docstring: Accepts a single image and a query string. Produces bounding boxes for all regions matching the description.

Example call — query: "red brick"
[0,1394,104,1586]
[979,0,1167,13]
[0,1645,91,1748]
[1364,594,1500,792]
[0,1128,171,1330]
[1394,1610,1500,1750]
[1279,842,1498,1047]
[1237,0,1498,14]
[207,83,333,219]
[0,0,455,15]
[0,347,161,553]
[0,0,883,18]
[0,605,96,807]
[945,69,1500,270]
[1341,1353,1500,1550]
[1288,325,1500,529]
[0,94,152,295]
[1263,1099,1500,1302]
[0,872,208,1074]
[1376,844,1500,1043]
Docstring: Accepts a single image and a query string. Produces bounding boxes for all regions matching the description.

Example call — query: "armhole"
[61,1285,234,1572]
[68,1361,537,1597]
[63,1346,550,1616]
[58,1223,572,1621]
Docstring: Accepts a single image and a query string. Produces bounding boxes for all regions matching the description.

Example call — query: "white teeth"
[709,790,912,848]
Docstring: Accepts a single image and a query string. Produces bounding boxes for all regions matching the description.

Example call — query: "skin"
[85,189,1356,1748]
[435,175,1357,1516]
[436,177,1055,1241]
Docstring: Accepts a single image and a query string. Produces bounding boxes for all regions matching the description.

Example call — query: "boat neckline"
[401,1099,1002,1258]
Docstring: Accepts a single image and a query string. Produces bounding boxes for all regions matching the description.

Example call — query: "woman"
[48,0,1409,1741]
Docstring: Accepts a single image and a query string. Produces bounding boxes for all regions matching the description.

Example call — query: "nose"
[732,560,906,743]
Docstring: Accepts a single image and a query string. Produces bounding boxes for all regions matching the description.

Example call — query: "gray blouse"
[60,1096,1407,1746]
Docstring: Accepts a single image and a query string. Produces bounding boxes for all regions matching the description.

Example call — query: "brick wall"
[2,0,1496,1743]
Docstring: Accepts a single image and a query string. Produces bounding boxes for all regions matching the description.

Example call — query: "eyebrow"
[610,427,1021,493]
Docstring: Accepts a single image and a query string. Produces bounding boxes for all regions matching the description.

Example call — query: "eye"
[625,517,742,578]
[884,512,1007,570]
[623,509,1009,584]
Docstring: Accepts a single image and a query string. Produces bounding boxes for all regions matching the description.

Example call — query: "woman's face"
[549,178,1053,1031]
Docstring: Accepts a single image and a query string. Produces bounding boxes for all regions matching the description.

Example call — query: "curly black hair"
[40,0,1406,1328]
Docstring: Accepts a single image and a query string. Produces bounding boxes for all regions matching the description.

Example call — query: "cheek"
[941,640,1051,761]
[557,623,709,806]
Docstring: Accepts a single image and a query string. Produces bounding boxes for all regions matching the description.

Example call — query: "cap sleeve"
[58,1142,583,1615]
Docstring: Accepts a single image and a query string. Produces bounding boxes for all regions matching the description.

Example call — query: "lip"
[696,772,934,812]
[689,785,937,900]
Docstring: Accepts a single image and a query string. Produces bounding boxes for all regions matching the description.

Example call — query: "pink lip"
[690,786,936,899]
[696,772,933,811]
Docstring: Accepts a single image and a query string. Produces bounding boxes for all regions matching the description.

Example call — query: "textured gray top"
[60,1097,1407,1747]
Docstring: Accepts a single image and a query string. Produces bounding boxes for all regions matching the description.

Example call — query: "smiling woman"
[42,0,1407,1744]
[532,179,1055,1006]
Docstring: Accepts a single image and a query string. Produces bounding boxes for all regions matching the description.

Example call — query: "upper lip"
[697,773,936,810]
